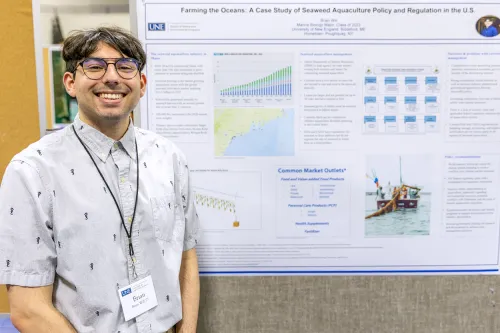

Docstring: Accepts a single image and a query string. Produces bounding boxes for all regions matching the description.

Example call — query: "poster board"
[43,45,78,132]
[134,0,500,276]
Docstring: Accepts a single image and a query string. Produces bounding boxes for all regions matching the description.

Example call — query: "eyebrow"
[87,57,132,60]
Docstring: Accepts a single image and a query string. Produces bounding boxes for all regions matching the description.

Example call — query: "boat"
[365,157,422,219]
[377,198,418,210]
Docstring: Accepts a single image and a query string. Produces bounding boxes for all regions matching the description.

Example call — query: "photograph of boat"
[365,155,431,236]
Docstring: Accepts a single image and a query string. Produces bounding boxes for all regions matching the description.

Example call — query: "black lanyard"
[71,125,139,261]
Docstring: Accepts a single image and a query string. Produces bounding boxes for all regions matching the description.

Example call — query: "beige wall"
[0,0,40,312]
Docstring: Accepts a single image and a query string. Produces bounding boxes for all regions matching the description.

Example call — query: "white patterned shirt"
[0,114,201,333]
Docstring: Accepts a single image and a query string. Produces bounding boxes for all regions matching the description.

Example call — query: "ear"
[63,71,77,98]
[139,73,147,98]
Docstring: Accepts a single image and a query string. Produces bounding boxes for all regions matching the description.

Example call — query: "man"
[375,184,385,200]
[0,26,200,333]
[480,17,499,37]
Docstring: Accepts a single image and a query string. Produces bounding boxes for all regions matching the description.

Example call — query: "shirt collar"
[72,113,137,163]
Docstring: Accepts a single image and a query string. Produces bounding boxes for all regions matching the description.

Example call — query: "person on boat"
[392,186,398,199]
[400,186,408,199]
[376,186,386,200]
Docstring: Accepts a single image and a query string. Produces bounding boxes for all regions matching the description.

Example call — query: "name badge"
[118,275,158,321]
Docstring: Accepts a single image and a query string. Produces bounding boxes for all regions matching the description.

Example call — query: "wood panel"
[0,0,39,313]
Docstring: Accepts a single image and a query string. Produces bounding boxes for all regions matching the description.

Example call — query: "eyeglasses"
[75,57,141,80]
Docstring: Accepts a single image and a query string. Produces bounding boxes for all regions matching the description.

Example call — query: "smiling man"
[0,27,200,333]
[480,17,499,37]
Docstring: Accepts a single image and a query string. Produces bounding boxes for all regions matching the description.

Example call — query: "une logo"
[148,23,166,31]
[121,288,132,297]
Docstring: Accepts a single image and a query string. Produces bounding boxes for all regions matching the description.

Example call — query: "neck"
[79,112,130,141]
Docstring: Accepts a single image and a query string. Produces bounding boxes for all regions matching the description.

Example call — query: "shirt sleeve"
[177,153,201,252]
[0,159,57,286]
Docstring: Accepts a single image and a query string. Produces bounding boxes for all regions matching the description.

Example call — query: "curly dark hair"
[62,26,146,74]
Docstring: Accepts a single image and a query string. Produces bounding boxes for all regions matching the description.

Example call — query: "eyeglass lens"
[82,58,139,79]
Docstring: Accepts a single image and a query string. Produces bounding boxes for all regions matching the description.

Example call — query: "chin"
[100,110,131,121]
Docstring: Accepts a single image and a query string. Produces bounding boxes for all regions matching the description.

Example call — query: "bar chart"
[220,66,292,97]
[213,52,293,106]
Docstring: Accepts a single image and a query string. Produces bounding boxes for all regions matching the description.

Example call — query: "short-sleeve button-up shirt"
[0,114,201,333]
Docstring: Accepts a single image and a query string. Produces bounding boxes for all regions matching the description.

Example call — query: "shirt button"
[121,177,126,183]
[113,143,118,149]
[128,217,132,223]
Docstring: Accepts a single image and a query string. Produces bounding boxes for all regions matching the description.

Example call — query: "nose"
[101,62,120,85]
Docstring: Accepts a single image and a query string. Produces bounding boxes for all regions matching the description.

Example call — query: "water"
[364,194,431,236]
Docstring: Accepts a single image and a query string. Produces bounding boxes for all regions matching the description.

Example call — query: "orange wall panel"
[0,0,39,312]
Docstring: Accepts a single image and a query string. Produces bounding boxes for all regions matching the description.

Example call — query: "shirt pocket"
[150,195,176,242]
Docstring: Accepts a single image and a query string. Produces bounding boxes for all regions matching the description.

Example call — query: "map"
[214,108,294,156]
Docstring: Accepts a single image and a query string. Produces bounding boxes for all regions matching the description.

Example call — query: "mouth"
[95,92,126,102]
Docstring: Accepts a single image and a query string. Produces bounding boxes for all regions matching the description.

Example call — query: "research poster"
[135,1,500,275]
[45,46,78,130]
